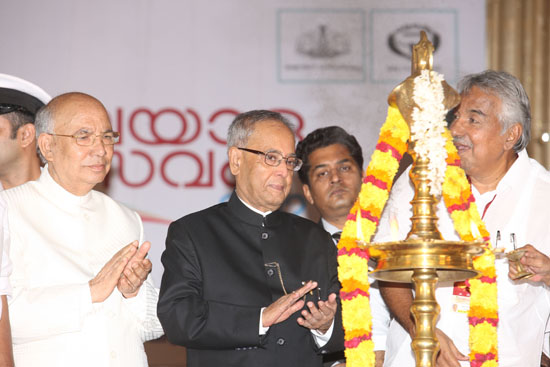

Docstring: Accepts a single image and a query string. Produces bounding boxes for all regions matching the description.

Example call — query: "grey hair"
[34,104,55,163]
[227,110,296,149]
[458,70,531,152]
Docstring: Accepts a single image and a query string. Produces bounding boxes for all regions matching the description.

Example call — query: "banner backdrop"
[1,0,486,285]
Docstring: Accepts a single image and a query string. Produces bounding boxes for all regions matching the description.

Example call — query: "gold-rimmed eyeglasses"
[238,147,303,171]
[48,131,120,146]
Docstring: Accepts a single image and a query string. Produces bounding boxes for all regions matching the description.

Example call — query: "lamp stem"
[411,268,440,367]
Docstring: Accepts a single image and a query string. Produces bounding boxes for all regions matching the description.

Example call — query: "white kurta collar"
[39,165,93,207]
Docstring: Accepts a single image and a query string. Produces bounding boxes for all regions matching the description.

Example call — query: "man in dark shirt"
[296,126,389,367]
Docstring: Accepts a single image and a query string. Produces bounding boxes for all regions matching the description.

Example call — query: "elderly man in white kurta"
[0,92,163,366]
[377,70,550,367]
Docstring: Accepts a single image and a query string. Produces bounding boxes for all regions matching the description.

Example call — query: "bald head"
[48,92,104,111]
[35,92,107,141]
[35,92,115,196]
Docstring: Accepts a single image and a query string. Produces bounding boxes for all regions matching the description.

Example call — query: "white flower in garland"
[411,69,448,197]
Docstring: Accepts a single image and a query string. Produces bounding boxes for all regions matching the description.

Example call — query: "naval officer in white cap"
[0,73,51,190]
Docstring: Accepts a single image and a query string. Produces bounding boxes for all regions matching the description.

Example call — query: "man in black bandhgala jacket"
[157,110,344,367]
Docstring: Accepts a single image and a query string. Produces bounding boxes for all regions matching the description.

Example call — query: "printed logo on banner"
[369,8,459,84]
[108,106,305,190]
[277,9,366,83]
[388,24,440,60]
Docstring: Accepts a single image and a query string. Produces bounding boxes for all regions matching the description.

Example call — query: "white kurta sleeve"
[120,211,164,341]
[121,276,164,342]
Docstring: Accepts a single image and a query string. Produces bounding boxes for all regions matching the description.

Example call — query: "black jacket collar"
[227,191,283,228]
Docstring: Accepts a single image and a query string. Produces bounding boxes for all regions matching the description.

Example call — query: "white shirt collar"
[471,149,528,205]
[494,149,529,194]
[321,218,341,236]
[236,194,272,217]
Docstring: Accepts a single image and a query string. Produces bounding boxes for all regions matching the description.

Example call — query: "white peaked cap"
[0,73,52,115]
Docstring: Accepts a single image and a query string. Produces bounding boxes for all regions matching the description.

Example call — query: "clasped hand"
[296,292,337,334]
[262,281,337,334]
[89,240,152,303]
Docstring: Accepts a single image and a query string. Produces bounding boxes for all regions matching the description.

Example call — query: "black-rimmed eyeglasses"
[238,147,303,171]
[48,131,120,146]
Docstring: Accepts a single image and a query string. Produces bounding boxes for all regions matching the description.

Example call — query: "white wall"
[0,0,486,285]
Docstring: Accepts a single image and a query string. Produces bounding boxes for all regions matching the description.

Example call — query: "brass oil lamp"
[368,32,484,367]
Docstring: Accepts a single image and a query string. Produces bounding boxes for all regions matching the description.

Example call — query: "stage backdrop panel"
[0,0,485,286]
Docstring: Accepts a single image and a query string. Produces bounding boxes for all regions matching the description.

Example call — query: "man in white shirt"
[1,92,163,366]
[377,70,550,367]
[296,126,391,367]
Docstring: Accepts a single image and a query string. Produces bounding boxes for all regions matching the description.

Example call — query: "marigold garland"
[338,81,498,367]
[441,130,499,366]
[337,105,409,367]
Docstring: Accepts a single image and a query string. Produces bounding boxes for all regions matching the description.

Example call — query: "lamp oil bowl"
[370,238,483,283]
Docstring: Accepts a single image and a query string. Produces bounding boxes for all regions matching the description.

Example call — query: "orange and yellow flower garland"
[337,111,499,367]
[337,106,409,367]
[441,130,499,367]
